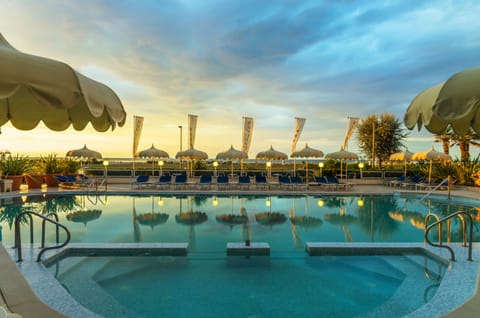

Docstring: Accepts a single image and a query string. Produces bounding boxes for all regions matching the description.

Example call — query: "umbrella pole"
[404,160,407,179]
[231,161,234,178]
[294,159,296,177]
[306,161,309,182]
[429,160,432,183]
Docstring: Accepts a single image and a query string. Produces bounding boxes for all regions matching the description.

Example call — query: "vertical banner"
[343,116,360,150]
[132,115,144,156]
[132,115,144,176]
[291,117,306,154]
[188,114,198,149]
[242,116,254,154]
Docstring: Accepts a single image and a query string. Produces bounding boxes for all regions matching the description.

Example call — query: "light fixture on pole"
[158,160,164,176]
[266,161,272,178]
[213,161,219,177]
[318,162,324,177]
[358,162,364,179]
[102,160,109,178]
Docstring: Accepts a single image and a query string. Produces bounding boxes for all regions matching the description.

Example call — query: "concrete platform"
[227,242,270,256]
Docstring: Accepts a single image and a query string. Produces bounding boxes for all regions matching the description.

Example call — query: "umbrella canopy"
[216,214,248,227]
[290,143,324,180]
[389,149,413,178]
[254,212,287,228]
[136,144,169,159]
[66,209,102,227]
[404,66,480,135]
[256,145,288,160]
[323,213,357,226]
[412,147,452,183]
[325,148,359,179]
[175,147,208,160]
[0,33,126,132]
[289,216,323,230]
[175,211,208,225]
[136,212,169,230]
[216,145,247,177]
[66,144,102,160]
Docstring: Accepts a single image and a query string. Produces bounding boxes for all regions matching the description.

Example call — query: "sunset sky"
[1,0,480,160]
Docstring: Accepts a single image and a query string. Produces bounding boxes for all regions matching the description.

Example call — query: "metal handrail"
[14,211,71,262]
[420,176,451,202]
[424,211,473,261]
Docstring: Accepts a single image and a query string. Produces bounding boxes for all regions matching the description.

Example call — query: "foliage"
[39,153,61,174]
[193,160,208,170]
[0,153,33,176]
[435,127,480,162]
[59,158,82,174]
[356,113,408,168]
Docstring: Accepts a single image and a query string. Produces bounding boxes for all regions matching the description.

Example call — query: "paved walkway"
[0,177,479,317]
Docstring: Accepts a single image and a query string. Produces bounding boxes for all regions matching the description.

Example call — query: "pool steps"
[226,242,270,256]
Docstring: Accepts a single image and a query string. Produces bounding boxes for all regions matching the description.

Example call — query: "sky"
[1,0,480,160]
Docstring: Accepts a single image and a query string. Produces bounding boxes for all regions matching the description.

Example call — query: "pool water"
[49,253,446,318]
[1,193,479,250]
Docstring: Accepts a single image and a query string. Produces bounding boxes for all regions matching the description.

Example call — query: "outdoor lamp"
[158,198,164,206]
[212,196,218,206]
[266,161,272,178]
[358,162,364,179]
[317,199,324,207]
[103,160,109,177]
[266,197,271,207]
[158,160,164,176]
[318,162,324,177]
[357,198,364,207]
[213,161,219,177]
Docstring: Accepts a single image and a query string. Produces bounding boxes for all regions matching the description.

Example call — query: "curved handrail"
[424,213,442,245]
[14,211,71,262]
[424,211,473,262]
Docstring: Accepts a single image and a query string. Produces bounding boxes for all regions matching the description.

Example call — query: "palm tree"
[435,127,480,161]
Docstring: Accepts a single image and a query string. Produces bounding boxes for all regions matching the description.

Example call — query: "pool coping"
[4,241,480,318]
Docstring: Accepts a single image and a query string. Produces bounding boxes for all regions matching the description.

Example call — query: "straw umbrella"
[290,143,324,181]
[404,66,480,135]
[216,145,247,177]
[175,147,208,177]
[411,147,452,183]
[389,149,413,179]
[135,144,170,176]
[325,148,359,180]
[66,144,102,168]
[255,145,288,178]
[0,33,126,132]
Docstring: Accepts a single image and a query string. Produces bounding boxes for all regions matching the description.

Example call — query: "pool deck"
[0,177,479,317]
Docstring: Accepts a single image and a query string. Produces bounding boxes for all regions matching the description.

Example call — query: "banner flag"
[291,117,306,154]
[242,116,254,154]
[343,116,360,150]
[132,115,144,156]
[188,114,198,149]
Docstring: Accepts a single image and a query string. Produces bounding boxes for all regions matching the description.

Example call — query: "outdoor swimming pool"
[1,193,479,317]
[1,193,479,249]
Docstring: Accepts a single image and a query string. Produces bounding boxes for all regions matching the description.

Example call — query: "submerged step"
[227,242,270,256]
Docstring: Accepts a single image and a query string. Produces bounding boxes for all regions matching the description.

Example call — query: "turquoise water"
[1,193,479,249]
[1,193,463,317]
[50,253,446,318]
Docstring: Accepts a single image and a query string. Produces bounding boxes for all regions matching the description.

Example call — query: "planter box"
[6,175,24,191]
[24,174,44,189]
[44,174,60,187]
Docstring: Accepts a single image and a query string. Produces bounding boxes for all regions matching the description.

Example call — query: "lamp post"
[213,161,219,177]
[158,160,164,176]
[266,161,272,179]
[358,162,364,179]
[318,162,324,177]
[103,160,109,191]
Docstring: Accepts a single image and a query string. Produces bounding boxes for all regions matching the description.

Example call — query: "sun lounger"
[255,175,269,190]
[216,175,229,190]
[155,175,172,189]
[131,175,150,189]
[290,176,306,190]
[325,176,353,191]
[239,176,251,190]
[56,174,97,189]
[198,175,212,190]
[173,174,187,190]
[278,175,294,190]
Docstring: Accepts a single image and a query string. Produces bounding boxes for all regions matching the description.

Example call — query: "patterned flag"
[343,116,360,150]
[291,117,306,154]
[188,114,198,149]
[242,116,254,154]
[132,115,144,157]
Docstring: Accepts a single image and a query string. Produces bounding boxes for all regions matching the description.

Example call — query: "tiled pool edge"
[7,242,480,318]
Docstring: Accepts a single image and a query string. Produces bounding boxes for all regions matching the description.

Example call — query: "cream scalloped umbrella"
[290,143,324,181]
[389,149,413,178]
[175,147,208,177]
[256,145,288,178]
[216,145,247,177]
[0,33,126,132]
[136,144,170,176]
[404,66,480,135]
[325,148,358,180]
[412,147,452,183]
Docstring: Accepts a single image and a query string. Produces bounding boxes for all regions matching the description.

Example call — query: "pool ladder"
[13,210,71,262]
[424,211,473,261]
